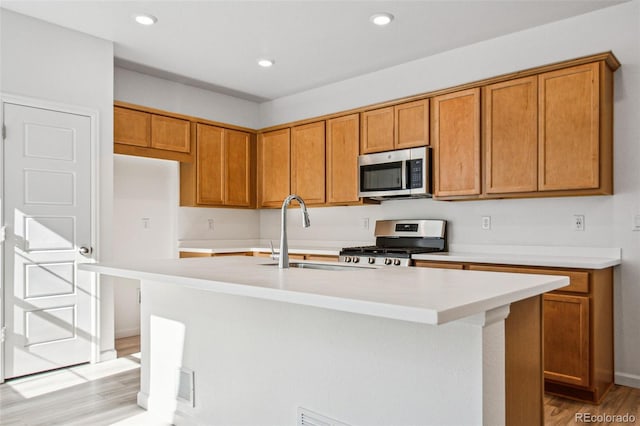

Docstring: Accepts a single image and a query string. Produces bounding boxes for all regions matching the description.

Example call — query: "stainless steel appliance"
[358,146,431,200]
[339,219,447,267]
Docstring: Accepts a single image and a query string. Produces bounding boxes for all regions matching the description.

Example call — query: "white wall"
[0,9,116,360]
[113,155,179,338]
[113,69,261,337]
[115,67,260,129]
[259,1,640,387]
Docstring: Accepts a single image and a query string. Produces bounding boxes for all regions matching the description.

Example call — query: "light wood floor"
[0,336,166,426]
[544,386,640,425]
[1,336,638,425]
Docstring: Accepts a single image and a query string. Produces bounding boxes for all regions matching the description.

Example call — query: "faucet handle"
[269,240,278,260]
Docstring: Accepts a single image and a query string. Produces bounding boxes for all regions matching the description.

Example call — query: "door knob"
[79,246,92,256]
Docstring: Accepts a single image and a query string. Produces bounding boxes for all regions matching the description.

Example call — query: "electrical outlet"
[208,219,214,231]
[573,215,585,231]
[141,218,150,229]
[481,216,491,230]
[361,218,370,229]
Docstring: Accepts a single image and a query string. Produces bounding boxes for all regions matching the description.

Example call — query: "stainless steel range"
[339,219,447,267]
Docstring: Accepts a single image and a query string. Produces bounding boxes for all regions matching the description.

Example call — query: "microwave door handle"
[402,160,408,189]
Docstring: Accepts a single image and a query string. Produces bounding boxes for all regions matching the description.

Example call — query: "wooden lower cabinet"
[543,293,590,387]
[415,260,614,423]
[179,252,252,258]
[181,251,339,262]
[466,263,613,404]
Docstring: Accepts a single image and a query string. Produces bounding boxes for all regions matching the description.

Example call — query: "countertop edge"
[80,262,567,326]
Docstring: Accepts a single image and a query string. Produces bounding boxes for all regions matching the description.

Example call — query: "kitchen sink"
[262,262,378,271]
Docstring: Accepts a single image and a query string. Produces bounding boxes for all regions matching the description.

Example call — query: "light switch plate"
[633,214,640,231]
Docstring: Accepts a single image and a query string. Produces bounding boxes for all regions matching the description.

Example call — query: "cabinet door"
[114,106,150,147]
[151,114,191,153]
[543,293,590,387]
[539,63,600,191]
[432,88,481,197]
[361,107,394,154]
[395,99,429,149]
[484,77,538,194]
[196,124,224,205]
[258,129,290,208]
[326,114,360,204]
[291,122,326,204]
[224,130,253,207]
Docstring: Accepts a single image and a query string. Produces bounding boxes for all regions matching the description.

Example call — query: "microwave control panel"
[408,159,423,189]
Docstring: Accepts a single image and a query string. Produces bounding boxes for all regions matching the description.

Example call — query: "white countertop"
[80,256,567,325]
[178,240,621,269]
[177,239,367,256]
[413,244,621,269]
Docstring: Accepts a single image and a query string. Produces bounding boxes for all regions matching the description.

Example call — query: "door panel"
[3,103,93,379]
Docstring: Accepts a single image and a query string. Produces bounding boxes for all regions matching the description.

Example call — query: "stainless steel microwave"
[358,146,431,200]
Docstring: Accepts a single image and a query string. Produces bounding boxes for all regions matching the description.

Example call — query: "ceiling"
[1,1,627,102]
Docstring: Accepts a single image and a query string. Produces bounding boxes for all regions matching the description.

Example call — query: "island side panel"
[505,296,543,426]
[138,279,505,426]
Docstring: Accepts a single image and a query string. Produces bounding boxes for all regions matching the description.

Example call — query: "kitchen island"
[81,256,568,425]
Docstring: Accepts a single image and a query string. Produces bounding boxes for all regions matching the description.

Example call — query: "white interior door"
[2,102,94,379]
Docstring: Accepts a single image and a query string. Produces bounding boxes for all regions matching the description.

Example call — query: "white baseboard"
[616,372,640,389]
[100,349,117,362]
[115,327,140,339]
[137,391,150,409]
[174,411,202,426]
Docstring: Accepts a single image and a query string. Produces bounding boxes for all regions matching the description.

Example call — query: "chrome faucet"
[279,194,311,268]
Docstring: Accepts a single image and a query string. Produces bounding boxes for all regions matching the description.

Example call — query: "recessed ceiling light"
[370,12,394,26]
[134,14,157,26]
[257,59,275,68]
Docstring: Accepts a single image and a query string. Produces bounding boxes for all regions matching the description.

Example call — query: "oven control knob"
[384,258,392,265]
[393,259,401,266]
[345,256,352,263]
[352,256,360,263]
[368,257,375,264]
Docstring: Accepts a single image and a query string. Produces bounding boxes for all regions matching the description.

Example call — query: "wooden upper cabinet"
[258,128,291,208]
[539,63,600,191]
[151,114,191,153]
[114,104,193,162]
[196,124,224,205]
[224,130,253,207]
[114,106,150,147]
[181,124,254,208]
[326,114,360,204]
[395,99,429,149]
[543,293,590,387]
[484,76,538,194]
[361,107,394,153]
[291,121,326,205]
[361,100,429,154]
[431,88,481,197]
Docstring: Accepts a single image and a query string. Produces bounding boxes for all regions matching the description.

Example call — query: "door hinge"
[0,226,5,243]
[1,124,5,140]
[137,288,142,304]
[1,326,6,343]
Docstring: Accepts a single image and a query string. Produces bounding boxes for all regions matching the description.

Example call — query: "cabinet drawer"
[467,265,589,293]
[414,261,464,270]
